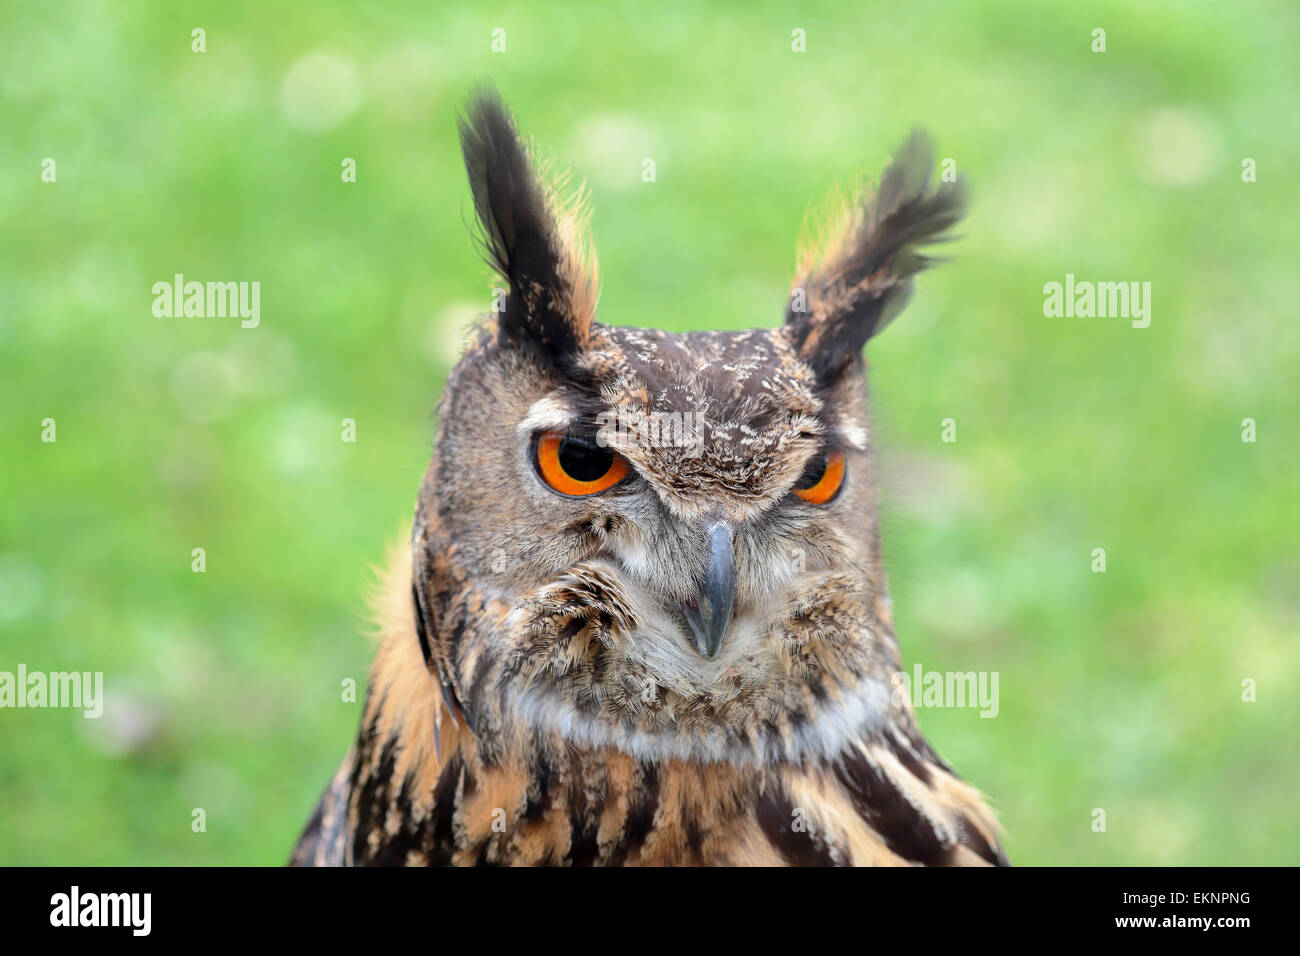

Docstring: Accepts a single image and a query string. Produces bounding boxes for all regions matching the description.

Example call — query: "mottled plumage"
[292,88,1006,867]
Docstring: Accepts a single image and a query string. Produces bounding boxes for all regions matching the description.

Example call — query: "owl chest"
[350,747,836,866]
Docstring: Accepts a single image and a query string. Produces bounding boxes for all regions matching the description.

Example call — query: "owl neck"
[339,576,1001,865]
[318,545,1003,865]
[406,556,906,770]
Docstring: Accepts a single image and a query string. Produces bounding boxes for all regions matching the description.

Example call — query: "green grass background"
[2,0,1296,865]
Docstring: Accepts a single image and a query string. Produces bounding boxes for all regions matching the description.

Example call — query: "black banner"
[0,866,1277,941]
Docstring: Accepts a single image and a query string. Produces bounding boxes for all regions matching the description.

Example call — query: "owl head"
[412,89,966,766]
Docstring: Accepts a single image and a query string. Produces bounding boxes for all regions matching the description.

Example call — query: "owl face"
[414,91,965,764]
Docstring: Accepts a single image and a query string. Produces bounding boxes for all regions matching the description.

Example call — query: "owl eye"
[534,430,629,497]
[792,450,847,505]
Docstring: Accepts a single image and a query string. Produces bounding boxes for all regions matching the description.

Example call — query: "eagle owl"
[292,89,1007,867]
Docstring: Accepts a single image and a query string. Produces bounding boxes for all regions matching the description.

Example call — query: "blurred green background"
[2,0,1297,865]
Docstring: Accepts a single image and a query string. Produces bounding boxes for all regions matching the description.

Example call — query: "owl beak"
[680,520,736,659]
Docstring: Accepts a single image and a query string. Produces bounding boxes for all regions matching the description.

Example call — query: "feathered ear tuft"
[458,86,598,359]
[786,131,967,379]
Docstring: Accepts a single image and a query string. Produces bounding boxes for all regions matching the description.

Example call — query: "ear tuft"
[458,86,598,359]
[786,131,967,378]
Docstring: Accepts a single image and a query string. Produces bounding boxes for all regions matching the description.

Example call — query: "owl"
[291,88,1007,867]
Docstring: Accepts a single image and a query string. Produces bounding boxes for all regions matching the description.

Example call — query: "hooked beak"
[679,520,736,659]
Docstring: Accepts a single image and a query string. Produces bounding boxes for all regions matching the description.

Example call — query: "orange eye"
[535,430,628,497]
[793,450,846,505]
